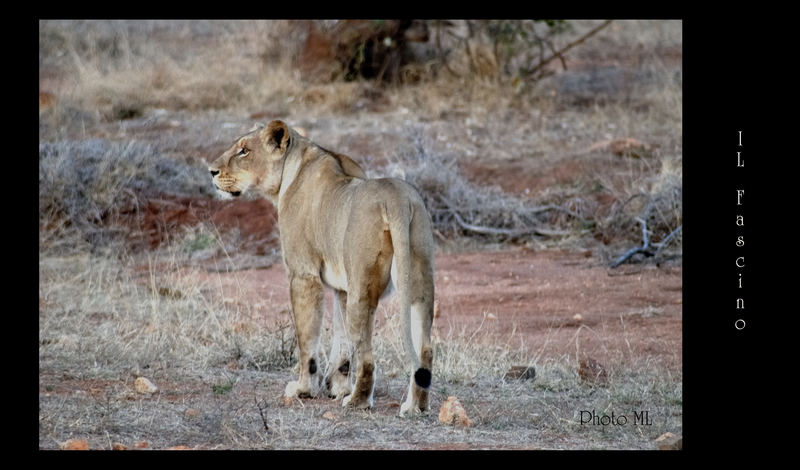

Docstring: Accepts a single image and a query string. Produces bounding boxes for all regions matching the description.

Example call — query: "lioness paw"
[284,380,302,399]
[342,392,373,410]
[399,401,419,417]
[284,379,319,399]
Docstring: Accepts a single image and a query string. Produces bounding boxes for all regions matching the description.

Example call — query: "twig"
[443,198,569,238]
[610,217,653,268]
[435,21,461,78]
[254,389,270,434]
[653,225,682,261]
[522,19,613,79]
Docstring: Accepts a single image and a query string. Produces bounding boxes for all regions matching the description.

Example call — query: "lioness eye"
[238,148,249,157]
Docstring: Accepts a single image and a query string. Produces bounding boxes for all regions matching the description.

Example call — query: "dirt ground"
[39,241,681,450]
[183,247,681,369]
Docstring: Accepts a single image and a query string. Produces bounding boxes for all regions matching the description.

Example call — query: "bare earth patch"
[39,248,681,450]
[187,248,681,371]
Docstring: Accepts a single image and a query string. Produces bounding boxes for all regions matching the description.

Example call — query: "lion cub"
[208,120,435,415]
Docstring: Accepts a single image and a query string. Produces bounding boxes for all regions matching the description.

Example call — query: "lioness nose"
[209,170,219,176]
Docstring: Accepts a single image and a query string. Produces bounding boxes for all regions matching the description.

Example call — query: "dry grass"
[39,241,681,450]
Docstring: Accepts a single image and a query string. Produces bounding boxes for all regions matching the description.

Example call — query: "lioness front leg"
[324,290,353,399]
[284,274,324,400]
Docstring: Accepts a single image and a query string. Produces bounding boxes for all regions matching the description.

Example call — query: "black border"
[34,15,776,458]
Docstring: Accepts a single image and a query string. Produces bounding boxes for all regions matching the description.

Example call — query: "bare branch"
[610,217,654,268]
[447,201,569,238]
[653,225,682,260]
[253,387,270,434]
[522,19,613,79]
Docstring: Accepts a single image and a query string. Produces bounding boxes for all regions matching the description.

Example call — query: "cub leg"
[324,290,353,399]
[284,273,324,399]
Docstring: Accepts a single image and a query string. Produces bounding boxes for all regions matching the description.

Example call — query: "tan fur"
[208,120,435,415]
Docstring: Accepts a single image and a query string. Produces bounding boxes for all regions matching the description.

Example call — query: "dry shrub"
[380,130,581,243]
[39,139,211,253]
[597,156,682,261]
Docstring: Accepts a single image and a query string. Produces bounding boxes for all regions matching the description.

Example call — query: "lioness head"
[208,120,295,201]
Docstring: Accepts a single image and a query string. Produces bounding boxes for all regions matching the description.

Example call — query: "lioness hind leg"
[400,249,434,417]
[399,302,434,416]
[324,290,353,399]
[341,295,378,410]
[284,274,324,400]
[341,226,392,410]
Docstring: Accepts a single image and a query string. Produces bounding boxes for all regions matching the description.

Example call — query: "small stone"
[134,377,158,394]
[112,442,128,450]
[167,445,192,450]
[62,438,89,450]
[486,313,497,320]
[433,300,441,318]
[322,411,338,421]
[572,313,583,322]
[134,441,149,449]
[578,357,609,386]
[184,408,200,420]
[438,396,471,427]
[504,365,536,381]
[655,432,682,450]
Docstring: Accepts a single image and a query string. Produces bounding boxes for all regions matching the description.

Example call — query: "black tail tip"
[414,368,432,389]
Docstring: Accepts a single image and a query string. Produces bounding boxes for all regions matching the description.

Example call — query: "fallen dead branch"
[385,132,581,242]
[610,219,682,268]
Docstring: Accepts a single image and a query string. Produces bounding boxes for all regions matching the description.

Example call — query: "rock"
[578,357,609,386]
[62,438,89,450]
[167,445,192,450]
[134,441,149,449]
[504,365,536,381]
[184,408,200,420]
[572,313,583,322]
[322,411,338,421]
[655,432,682,450]
[486,313,497,320]
[438,396,471,427]
[134,377,158,394]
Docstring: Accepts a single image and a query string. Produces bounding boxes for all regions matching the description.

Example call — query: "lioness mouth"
[229,191,241,197]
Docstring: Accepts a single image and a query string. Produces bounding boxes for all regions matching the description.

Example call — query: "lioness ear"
[263,120,291,152]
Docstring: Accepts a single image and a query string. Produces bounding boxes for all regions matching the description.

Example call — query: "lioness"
[208,120,435,415]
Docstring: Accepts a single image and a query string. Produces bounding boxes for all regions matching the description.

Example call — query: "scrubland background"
[39,20,682,450]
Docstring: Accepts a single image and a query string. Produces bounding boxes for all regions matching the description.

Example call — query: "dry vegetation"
[39,20,682,450]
